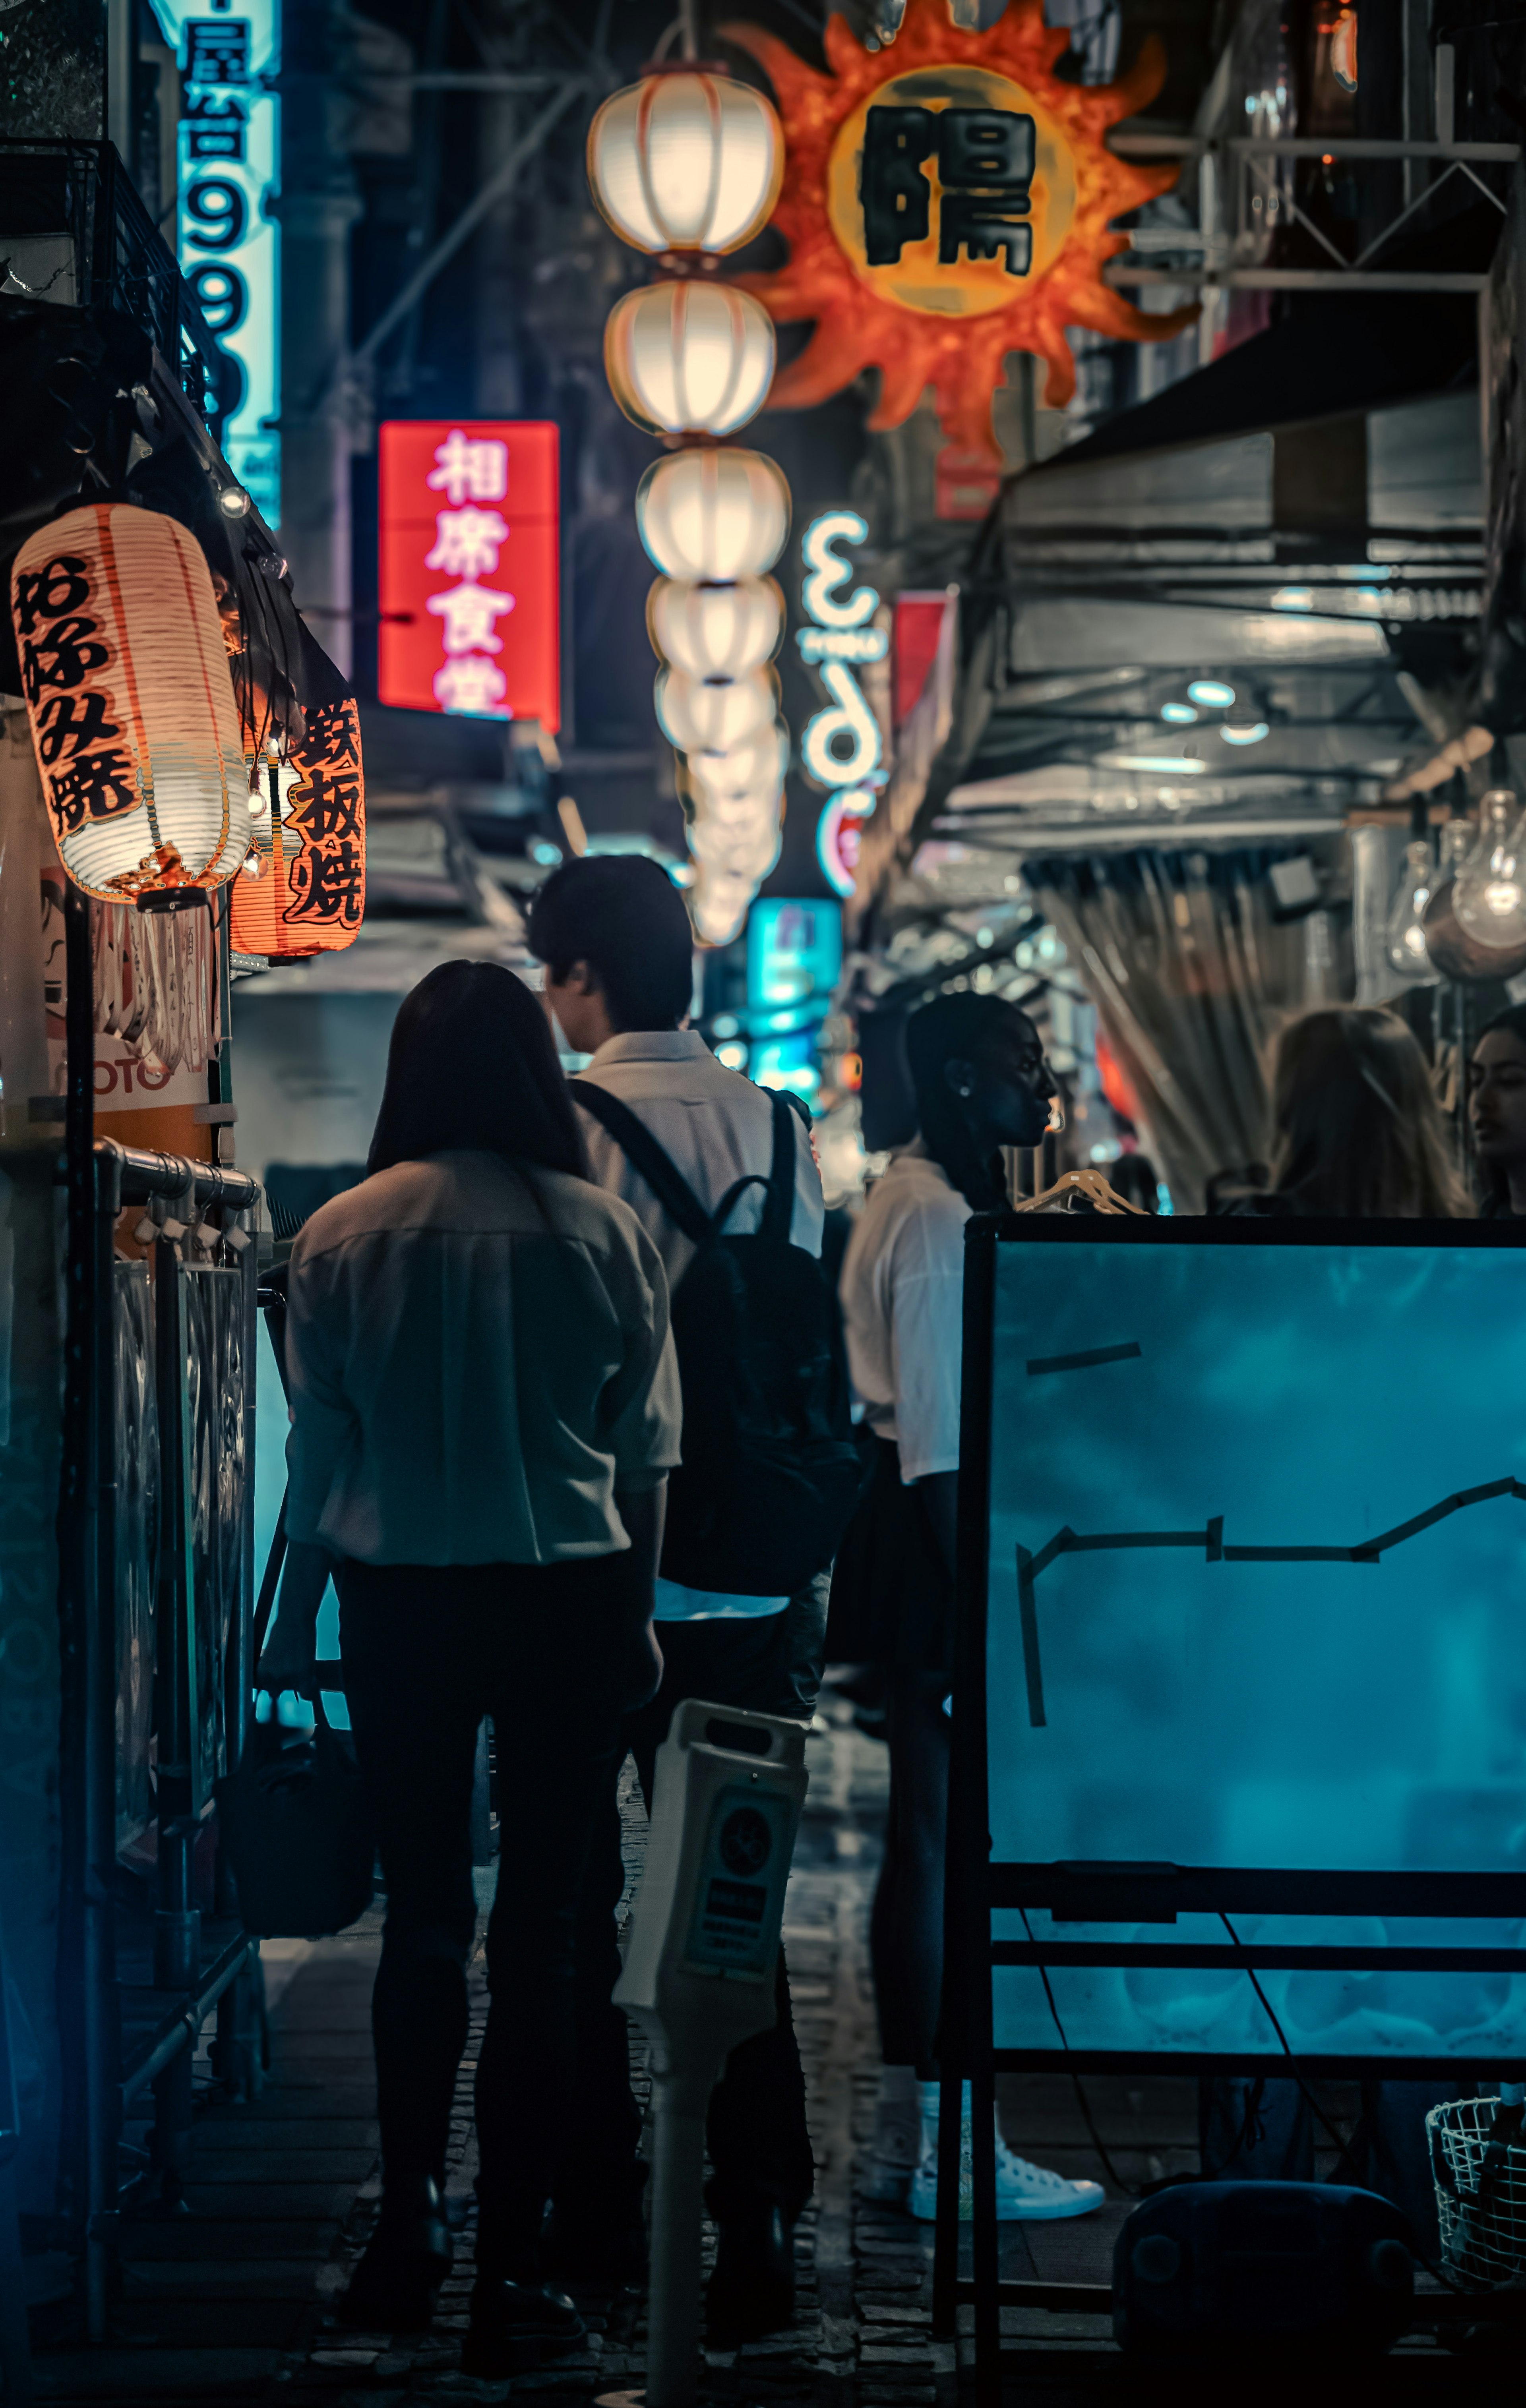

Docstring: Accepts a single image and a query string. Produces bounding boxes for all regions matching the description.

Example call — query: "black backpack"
[573,1081,863,1596]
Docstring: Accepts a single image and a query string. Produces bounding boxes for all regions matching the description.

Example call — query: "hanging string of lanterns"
[588,51,791,947]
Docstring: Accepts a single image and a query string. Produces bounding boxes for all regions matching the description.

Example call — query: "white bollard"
[603,1699,809,2408]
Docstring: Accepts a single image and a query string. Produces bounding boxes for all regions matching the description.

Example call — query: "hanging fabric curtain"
[230,698,366,959]
[1022,846,1348,1215]
[10,503,247,902]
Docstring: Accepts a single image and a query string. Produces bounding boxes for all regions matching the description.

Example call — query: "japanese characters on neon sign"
[155,0,281,526]
[378,422,560,727]
[798,510,882,897]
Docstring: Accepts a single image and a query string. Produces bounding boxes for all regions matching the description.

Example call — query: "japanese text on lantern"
[378,420,560,728]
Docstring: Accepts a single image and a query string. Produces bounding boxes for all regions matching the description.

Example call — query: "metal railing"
[0,137,228,428]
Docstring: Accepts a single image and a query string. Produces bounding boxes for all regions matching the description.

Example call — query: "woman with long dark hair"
[1263,1006,1470,1218]
[256,961,680,2375]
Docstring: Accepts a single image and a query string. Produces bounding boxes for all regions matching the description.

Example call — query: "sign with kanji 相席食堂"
[378,421,560,728]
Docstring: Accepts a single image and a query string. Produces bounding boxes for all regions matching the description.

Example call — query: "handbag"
[215,1697,374,1938]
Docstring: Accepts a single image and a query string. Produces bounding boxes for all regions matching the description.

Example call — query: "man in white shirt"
[527,856,830,2340]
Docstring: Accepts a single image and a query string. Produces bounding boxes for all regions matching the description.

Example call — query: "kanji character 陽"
[426,581,515,655]
[47,748,138,832]
[427,431,509,509]
[432,655,508,716]
[425,507,508,580]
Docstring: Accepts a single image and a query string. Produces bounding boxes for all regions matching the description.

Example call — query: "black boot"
[336,2173,452,2332]
[462,2275,586,2378]
[706,2203,797,2343]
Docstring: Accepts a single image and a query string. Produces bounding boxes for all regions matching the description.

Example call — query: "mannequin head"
[905,991,1056,1209]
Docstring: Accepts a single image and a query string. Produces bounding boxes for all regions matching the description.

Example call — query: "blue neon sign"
[156,0,281,526]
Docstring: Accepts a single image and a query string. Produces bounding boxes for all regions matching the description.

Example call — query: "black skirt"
[825,1432,955,1673]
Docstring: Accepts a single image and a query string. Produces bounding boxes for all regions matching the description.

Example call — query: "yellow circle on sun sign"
[827,64,1079,321]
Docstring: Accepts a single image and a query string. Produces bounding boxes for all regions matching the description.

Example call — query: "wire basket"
[1428,2097,1526,2290]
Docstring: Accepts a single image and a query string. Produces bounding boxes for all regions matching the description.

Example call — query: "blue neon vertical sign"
[155,0,281,526]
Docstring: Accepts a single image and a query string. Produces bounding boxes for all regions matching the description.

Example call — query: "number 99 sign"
[185,178,248,253]
[186,261,248,336]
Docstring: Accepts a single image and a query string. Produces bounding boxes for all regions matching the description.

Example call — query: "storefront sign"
[798,509,883,893]
[726,0,1194,461]
[155,0,281,525]
[378,421,560,726]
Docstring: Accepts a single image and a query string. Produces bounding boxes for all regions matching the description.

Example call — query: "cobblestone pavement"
[275,1707,1151,2405]
[36,1708,1191,2406]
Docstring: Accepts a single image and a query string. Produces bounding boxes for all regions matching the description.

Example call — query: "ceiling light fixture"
[1187,680,1236,708]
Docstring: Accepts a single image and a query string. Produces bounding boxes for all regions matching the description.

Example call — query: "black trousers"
[339,1557,629,2279]
[559,1593,824,2230]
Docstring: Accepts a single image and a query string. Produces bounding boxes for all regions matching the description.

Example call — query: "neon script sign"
[799,510,881,899]
[378,421,560,726]
[155,0,281,525]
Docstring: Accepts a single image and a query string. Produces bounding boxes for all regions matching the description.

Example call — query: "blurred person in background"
[1469,1002,1526,1217]
[835,990,1103,2226]
[1201,1000,1467,2241]
[1105,1153,1162,1214]
[1210,1007,1471,1220]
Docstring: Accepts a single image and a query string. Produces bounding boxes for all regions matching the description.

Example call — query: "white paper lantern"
[689,813,781,876]
[649,575,782,681]
[11,503,247,901]
[691,866,758,946]
[656,665,777,756]
[636,446,790,582]
[682,720,790,804]
[588,71,782,256]
[606,281,775,439]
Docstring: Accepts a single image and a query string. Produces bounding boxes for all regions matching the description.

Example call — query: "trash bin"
[1427,2095,1526,2288]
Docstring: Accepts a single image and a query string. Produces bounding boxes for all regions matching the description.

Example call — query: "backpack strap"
[763,1089,798,1244]
[571,1079,713,1250]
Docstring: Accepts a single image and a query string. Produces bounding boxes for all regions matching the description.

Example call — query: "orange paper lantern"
[10,503,246,901]
[230,699,366,958]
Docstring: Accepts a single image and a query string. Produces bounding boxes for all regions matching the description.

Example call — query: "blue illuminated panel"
[155,0,281,524]
[985,1232,1526,2059]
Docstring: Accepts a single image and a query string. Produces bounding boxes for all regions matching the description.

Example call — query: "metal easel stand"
[56,881,263,2335]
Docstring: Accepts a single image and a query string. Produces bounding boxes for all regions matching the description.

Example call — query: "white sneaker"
[908,2083,1104,2224]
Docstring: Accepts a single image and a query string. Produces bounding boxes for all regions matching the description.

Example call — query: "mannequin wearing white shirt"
[840,993,1102,2225]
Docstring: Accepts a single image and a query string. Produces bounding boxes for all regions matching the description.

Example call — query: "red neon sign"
[378,420,560,729]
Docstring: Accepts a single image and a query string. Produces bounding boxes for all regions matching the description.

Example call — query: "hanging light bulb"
[1385,839,1441,984]
[1454,789,1526,947]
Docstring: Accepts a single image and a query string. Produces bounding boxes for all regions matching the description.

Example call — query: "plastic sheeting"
[986,1229,1526,2061]
[1022,846,1347,1215]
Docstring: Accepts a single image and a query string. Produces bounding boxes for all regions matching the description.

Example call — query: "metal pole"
[151,1217,199,2211]
[644,2067,711,2408]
